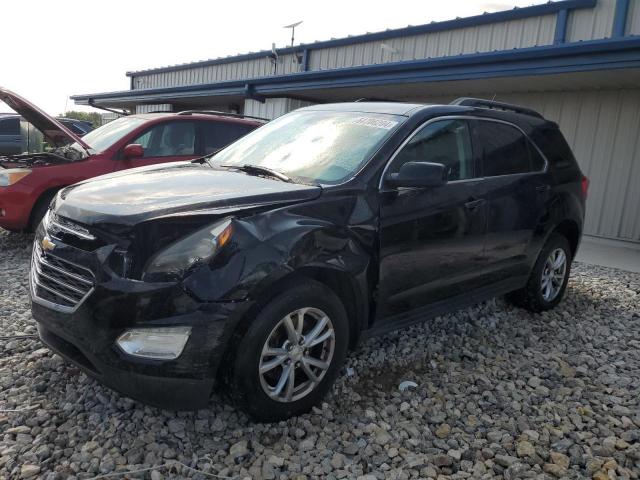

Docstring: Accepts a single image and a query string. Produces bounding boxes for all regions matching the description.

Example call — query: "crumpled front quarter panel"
[183,190,379,304]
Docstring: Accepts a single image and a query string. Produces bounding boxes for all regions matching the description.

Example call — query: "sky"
[1,0,548,115]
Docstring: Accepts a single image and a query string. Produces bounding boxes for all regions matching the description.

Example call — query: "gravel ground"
[1,228,639,480]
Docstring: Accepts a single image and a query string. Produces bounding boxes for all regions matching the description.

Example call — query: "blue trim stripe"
[613,0,631,37]
[72,37,640,106]
[124,0,597,77]
[554,9,569,44]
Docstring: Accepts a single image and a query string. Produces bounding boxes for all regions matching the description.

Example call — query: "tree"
[58,110,103,128]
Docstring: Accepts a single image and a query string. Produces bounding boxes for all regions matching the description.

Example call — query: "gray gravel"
[1,228,639,480]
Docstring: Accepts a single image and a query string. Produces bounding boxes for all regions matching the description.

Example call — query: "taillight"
[581,175,589,199]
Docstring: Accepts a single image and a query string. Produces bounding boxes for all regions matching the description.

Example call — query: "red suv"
[0,88,264,231]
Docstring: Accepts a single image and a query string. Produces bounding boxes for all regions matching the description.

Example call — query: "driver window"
[390,119,474,181]
[130,121,196,158]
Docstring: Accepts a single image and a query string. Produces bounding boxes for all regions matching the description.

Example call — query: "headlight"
[142,218,234,282]
[41,209,51,229]
[0,169,31,187]
[116,327,191,360]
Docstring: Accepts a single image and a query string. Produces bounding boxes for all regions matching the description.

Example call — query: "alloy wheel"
[258,307,335,403]
[541,248,567,302]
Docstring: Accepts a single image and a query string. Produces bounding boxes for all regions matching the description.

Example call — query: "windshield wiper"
[220,164,293,183]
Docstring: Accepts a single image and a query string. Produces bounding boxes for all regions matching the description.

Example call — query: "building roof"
[124,0,596,77]
[72,37,640,108]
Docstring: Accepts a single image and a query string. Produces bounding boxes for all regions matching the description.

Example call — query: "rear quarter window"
[530,126,577,170]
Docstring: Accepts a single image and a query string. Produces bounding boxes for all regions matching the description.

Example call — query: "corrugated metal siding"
[135,104,172,114]
[566,0,616,41]
[308,15,556,71]
[627,0,640,34]
[131,13,561,87]
[244,98,314,120]
[244,98,287,119]
[461,90,640,242]
[132,54,300,90]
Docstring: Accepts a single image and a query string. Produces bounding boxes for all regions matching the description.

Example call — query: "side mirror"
[386,161,447,188]
[123,143,144,160]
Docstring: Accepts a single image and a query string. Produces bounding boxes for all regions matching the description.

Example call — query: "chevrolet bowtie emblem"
[41,237,56,252]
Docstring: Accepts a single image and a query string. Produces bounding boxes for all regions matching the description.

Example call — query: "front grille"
[48,213,96,241]
[31,242,95,311]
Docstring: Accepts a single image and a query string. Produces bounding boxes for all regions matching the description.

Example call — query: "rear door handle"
[536,184,550,193]
[465,198,486,210]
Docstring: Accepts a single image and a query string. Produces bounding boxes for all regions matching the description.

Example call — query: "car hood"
[55,161,322,227]
[0,87,90,151]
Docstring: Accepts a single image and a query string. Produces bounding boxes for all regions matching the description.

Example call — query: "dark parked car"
[30,99,587,421]
[0,113,93,156]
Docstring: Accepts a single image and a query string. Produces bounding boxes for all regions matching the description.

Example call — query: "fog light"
[116,327,191,360]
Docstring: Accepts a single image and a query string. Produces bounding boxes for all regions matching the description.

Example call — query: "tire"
[29,191,57,232]
[506,233,572,312]
[228,279,349,422]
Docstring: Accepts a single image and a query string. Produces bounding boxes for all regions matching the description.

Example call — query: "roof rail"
[176,110,269,122]
[354,97,399,103]
[450,97,544,119]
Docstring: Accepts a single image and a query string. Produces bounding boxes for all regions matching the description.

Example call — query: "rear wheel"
[506,233,572,312]
[229,279,349,422]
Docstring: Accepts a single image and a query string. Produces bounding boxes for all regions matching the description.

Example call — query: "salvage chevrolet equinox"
[30,99,587,421]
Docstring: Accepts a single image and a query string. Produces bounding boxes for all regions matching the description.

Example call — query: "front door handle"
[465,198,486,210]
[536,184,551,193]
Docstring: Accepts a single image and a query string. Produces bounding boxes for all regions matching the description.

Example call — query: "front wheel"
[229,279,349,422]
[506,233,573,312]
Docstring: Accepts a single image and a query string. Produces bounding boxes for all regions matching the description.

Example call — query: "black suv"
[30,99,587,421]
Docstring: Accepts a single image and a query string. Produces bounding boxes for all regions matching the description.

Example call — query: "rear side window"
[131,121,196,158]
[475,121,546,176]
[201,121,256,155]
[0,117,19,135]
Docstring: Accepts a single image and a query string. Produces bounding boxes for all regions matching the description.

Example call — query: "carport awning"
[72,37,640,110]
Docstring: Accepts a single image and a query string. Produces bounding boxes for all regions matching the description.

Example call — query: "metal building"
[72,0,640,245]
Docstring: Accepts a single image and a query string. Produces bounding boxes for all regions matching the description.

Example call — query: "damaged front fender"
[182,192,377,316]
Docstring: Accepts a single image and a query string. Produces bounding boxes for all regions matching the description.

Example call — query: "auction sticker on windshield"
[347,117,399,130]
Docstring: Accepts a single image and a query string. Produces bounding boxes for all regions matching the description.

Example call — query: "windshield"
[210,110,404,185]
[73,116,146,152]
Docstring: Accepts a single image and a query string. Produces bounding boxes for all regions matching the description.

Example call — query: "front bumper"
[30,228,252,410]
[0,183,35,230]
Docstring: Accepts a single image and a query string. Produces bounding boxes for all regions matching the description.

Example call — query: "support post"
[613,0,630,37]
[554,9,569,44]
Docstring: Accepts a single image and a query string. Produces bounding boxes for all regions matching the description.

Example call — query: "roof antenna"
[284,21,303,48]
[491,93,497,101]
